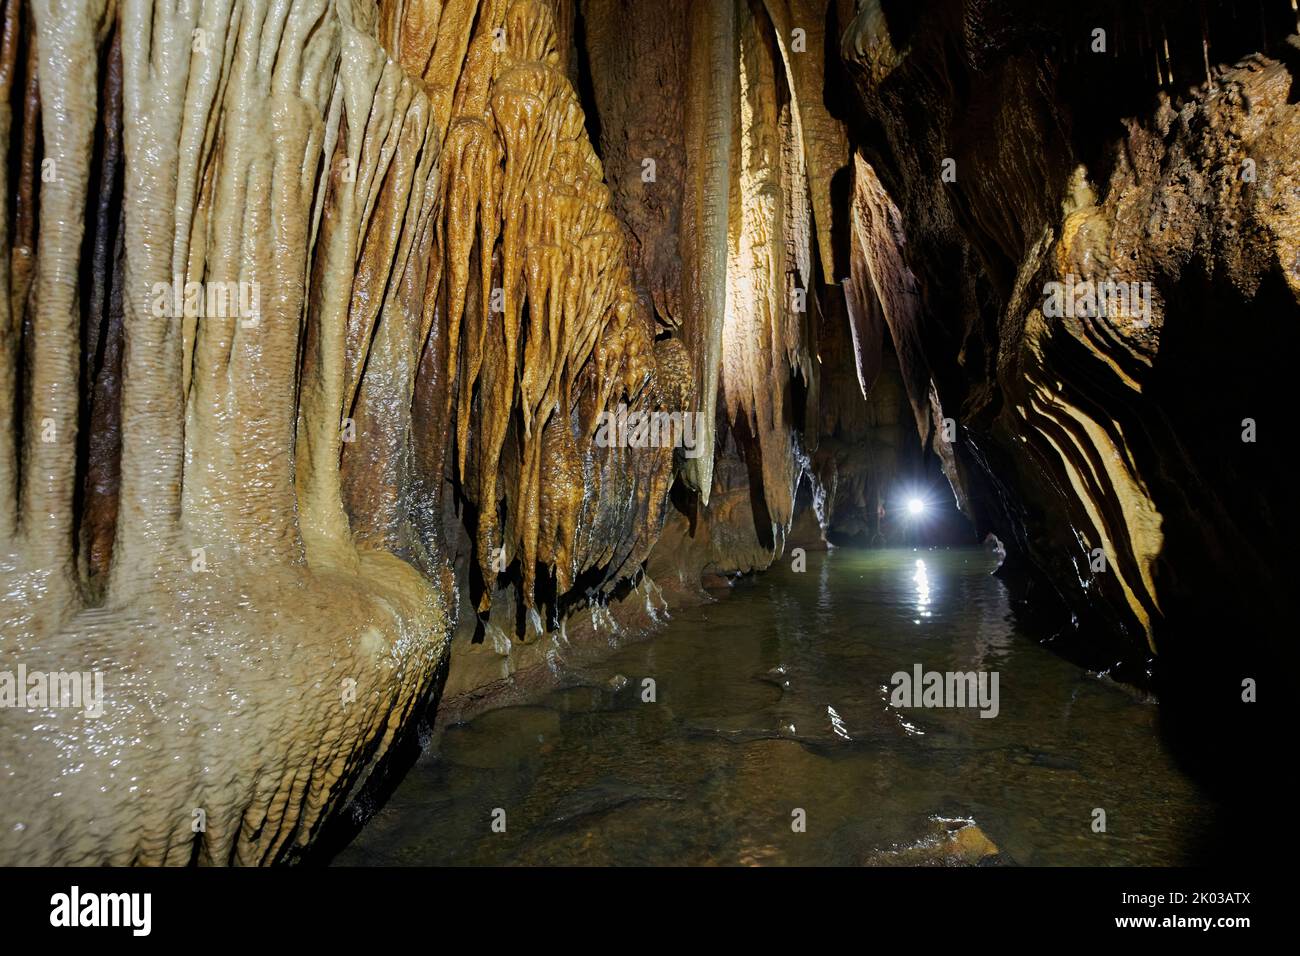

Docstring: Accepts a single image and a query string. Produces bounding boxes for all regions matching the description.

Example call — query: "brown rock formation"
[578,0,843,585]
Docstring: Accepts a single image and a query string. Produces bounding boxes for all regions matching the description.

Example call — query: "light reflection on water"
[913,558,930,617]
[336,548,1212,866]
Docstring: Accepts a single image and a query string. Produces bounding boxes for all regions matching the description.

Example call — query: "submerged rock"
[866,816,1006,867]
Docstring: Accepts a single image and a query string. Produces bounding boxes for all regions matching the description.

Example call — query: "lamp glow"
[906,497,925,517]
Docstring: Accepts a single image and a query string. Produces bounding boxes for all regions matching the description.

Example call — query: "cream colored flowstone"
[0,0,458,866]
[0,0,688,864]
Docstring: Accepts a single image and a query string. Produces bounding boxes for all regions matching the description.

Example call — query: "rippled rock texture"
[0,0,854,863]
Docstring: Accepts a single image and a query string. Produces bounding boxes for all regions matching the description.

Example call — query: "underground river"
[336,548,1213,866]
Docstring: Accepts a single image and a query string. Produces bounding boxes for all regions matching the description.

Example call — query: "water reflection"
[913,558,930,616]
[338,548,1212,866]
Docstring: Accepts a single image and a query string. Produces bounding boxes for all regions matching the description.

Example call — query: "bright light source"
[906,497,925,517]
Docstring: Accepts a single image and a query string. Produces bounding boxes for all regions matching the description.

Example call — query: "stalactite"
[847,155,930,444]
[2,0,847,867]
[425,0,676,617]
[677,0,735,505]
[23,0,108,613]
[722,1,798,536]
[760,0,849,283]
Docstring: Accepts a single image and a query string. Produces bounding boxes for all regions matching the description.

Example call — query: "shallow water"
[337,548,1214,866]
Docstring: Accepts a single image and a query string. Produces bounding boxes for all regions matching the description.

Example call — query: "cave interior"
[0,0,1294,866]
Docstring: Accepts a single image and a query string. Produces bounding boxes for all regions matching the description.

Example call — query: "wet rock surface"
[0,0,693,864]
[865,817,1006,866]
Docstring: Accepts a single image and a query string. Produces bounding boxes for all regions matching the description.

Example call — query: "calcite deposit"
[0,0,841,865]
[0,0,681,865]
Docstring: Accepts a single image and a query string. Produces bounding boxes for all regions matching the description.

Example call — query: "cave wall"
[837,0,1299,753]
[0,0,715,865]
[437,0,879,710]
[577,0,859,587]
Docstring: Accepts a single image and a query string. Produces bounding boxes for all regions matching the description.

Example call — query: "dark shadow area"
[570,3,603,158]
[300,652,451,866]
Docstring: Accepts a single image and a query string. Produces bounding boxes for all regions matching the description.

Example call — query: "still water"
[336,548,1214,866]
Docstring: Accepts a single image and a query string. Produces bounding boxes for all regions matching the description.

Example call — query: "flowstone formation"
[0,0,856,865]
[438,0,865,709]
[0,0,699,866]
